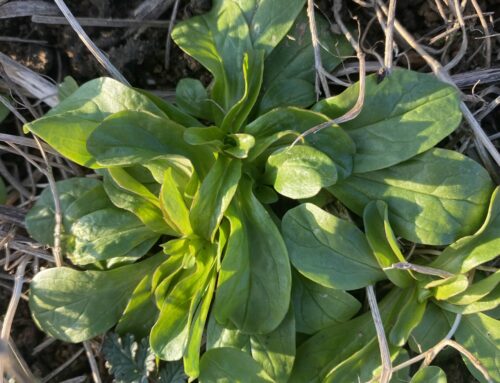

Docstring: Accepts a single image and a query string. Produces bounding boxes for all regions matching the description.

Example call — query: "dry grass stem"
[83,342,102,383]
[41,348,85,383]
[165,0,181,70]
[53,0,129,85]
[31,15,171,28]
[366,285,392,383]
[375,0,500,167]
[0,53,58,107]
[0,340,35,383]
[0,259,30,383]
[290,0,367,146]
[384,262,454,278]
[383,0,397,73]
[0,0,58,19]
[307,0,331,97]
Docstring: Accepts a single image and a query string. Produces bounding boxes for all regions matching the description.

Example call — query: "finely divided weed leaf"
[102,333,155,383]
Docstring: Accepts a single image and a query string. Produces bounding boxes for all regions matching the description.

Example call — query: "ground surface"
[0,0,499,381]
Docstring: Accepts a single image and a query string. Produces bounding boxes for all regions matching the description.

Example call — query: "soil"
[0,0,498,381]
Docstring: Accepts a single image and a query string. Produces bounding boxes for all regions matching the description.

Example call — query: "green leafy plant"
[24,0,498,382]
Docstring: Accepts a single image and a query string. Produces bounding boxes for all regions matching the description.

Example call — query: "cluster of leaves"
[102,332,186,383]
[23,0,498,382]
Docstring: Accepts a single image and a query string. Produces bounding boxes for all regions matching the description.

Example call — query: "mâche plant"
[24,0,498,381]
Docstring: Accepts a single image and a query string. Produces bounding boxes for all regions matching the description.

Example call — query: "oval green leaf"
[214,178,291,334]
[314,69,462,173]
[29,254,164,342]
[329,148,494,245]
[266,145,337,199]
[282,203,384,290]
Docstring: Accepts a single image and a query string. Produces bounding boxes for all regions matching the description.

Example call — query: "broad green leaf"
[115,274,158,339]
[389,286,427,346]
[363,200,413,287]
[260,10,351,112]
[391,350,411,382]
[425,274,469,300]
[103,170,173,235]
[314,69,462,173]
[448,271,500,305]
[160,168,192,236]
[323,337,402,383]
[184,268,217,379]
[266,145,337,199]
[172,1,253,114]
[154,239,196,306]
[410,367,447,383]
[430,187,500,273]
[227,0,306,55]
[87,110,211,174]
[107,167,159,207]
[245,107,355,180]
[58,76,79,101]
[257,79,315,115]
[184,126,225,148]
[449,313,500,383]
[25,177,105,247]
[250,307,296,383]
[207,309,295,383]
[24,77,165,167]
[220,51,264,133]
[190,156,241,241]
[207,312,251,351]
[150,243,216,361]
[329,148,494,245]
[409,303,450,353]
[223,133,255,159]
[29,254,164,342]
[254,185,279,204]
[292,272,361,334]
[138,88,203,127]
[282,203,384,290]
[176,78,215,121]
[437,288,500,315]
[199,348,270,383]
[70,207,159,265]
[144,155,194,188]
[289,288,405,382]
[214,178,291,334]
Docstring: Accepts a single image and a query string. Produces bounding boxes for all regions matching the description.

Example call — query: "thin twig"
[384,262,454,278]
[444,0,468,71]
[307,0,330,97]
[469,0,492,68]
[83,342,102,383]
[164,0,180,70]
[291,0,366,146]
[41,348,85,383]
[366,285,392,383]
[0,259,30,383]
[383,0,397,73]
[32,338,57,356]
[0,340,34,383]
[52,0,129,85]
[375,0,500,167]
